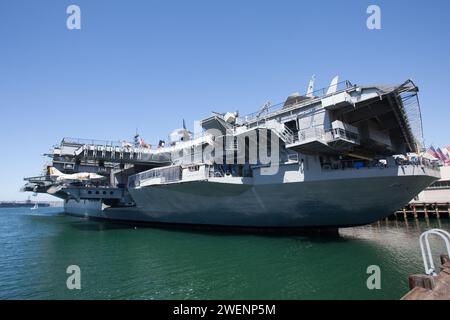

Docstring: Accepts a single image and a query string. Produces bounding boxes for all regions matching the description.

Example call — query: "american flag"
[436,147,448,161]
[427,146,439,159]
[444,147,450,158]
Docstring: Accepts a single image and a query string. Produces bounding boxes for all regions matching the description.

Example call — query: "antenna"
[183,119,187,130]
[134,128,140,147]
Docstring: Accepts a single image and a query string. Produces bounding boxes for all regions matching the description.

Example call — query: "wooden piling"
[408,275,435,291]
[393,202,450,220]
[402,255,450,300]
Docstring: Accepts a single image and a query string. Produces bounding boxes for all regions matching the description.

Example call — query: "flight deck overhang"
[325,80,422,154]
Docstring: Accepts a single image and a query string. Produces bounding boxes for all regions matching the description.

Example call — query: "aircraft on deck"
[48,167,106,183]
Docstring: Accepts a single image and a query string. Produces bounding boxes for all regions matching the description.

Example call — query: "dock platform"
[402,255,450,300]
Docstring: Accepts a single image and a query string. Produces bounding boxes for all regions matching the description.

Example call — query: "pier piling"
[395,202,450,220]
[402,254,450,300]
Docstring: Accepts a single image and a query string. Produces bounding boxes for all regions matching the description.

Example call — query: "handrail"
[62,137,124,147]
[244,80,354,121]
[128,165,182,188]
[62,137,163,150]
[419,229,450,276]
[320,156,439,171]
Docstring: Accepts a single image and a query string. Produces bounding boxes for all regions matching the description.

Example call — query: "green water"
[0,207,448,300]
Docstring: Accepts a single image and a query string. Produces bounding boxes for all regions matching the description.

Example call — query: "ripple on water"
[0,208,449,300]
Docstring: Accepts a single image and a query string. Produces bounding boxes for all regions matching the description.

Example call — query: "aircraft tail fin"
[306,74,315,97]
[326,75,339,95]
[48,166,63,177]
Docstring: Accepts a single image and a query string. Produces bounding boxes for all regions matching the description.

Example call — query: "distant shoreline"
[0,201,63,208]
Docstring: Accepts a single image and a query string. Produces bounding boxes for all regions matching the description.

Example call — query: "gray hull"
[65,174,435,228]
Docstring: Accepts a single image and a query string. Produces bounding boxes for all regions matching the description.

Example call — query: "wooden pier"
[394,202,450,220]
[402,255,450,300]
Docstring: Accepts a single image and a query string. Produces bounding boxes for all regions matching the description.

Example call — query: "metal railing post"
[419,229,450,275]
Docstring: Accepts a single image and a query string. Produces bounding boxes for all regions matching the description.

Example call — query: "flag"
[443,147,450,158]
[139,138,150,149]
[427,146,439,159]
[438,147,450,166]
[436,147,448,161]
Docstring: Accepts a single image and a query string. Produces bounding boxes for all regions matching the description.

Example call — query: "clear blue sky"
[1,0,450,200]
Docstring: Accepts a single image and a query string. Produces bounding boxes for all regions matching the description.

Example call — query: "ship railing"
[128,166,182,188]
[295,127,360,145]
[321,156,440,171]
[62,137,124,147]
[325,128,360,144]
[262,121,296,144]
[81,144,164,155]
[205,164,253,178]
[24,175,52,183]
[297,127,327,143]
[393,156,440,170]
[244,80,354,122]
[63,137,165,152]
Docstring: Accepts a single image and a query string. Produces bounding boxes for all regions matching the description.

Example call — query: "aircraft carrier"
[22,77,441,228]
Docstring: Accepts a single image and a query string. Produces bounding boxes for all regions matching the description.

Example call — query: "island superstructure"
[23,77,441,228]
